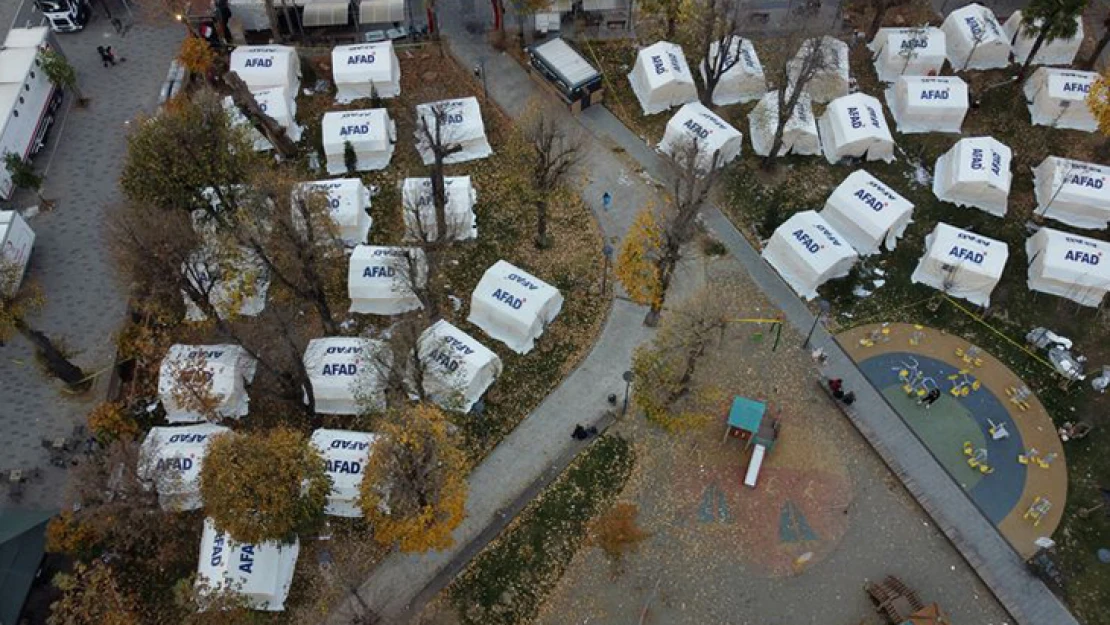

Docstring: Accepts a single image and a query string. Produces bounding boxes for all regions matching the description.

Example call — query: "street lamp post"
[476,57,489,99]
[802,299,831,349]
[601,243,613,294]
[621,370,633,417]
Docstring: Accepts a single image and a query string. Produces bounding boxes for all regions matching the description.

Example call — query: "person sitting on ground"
[572,424,589,440]
[841,391,856,406]
[918,387,942,410]
[828,378,844,399]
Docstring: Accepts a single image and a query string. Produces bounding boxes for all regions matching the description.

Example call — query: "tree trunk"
[263,0,283,42]
[762,127,785,171]
[1017,29,1048,83]
[225,72,297,159]
[665,12,677,40]
[867,0,887,40]
[535,198,549,248]
[1083,27,1110,70]
[16,320,86,387]
[431,157,448,244]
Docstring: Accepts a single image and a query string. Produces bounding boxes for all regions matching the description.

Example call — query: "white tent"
[414,97,493,165]
[196,518,299,612]
[468,260,564,355]
[229,45,301,93]
[657,102,743,170]
[817,93,895,164]
[348,245,426,315]
[1027,227,1110,307]
[332,41,401,103]
[418,320,503,413]
[223,89,304,152]
[322,108,396,174]
[761,211,858,301]
[310,429,379,517]
[183,245,271,322]
[820,171,914,256]
[1032,156,1110,230]
[627,41,698,115]
[788,36,850,103]
[304,337,388,415]
[701,37,765,105]
[1004,11,1083,67]
[941,3,1010,70]
[139,424,230,511]
[885,76,969,134]
[402,176,478,242]
[869,27,947,82]
[159,344,257,424]
[932,137,1013,217]
[295,179,372,247]
[748,91,821,157]
[911,222,1008,307]
[1023,68,1099,132]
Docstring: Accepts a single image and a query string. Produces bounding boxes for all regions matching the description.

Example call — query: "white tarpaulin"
[933,137,1012,217]
[348,245,426,315]
[762,211,858,301]
[817,93,895,164]
[912,222,1008,307]
[1027,227,1110,307]
[229,45,301,93]
[748,91,820,157]
[788,36,850,103]
[657,102,743,170]
[700,38,765,105]
[332,42,401,103]
[1023,68,1098,132]
[414,97,493,165]
[885,75,968,134]
[1032,156,1110,230]
[1004,11,1083,67]
[304,337,387,415]
[223,89,303,152]
[139,424,230,511]
[183,245,271,322]
[402,176,478,241]
[295,178,372,247]
[418,320,502,413]
[942,3,1010,70]
[310,429,379,517]
[869,27,947,82]
[159,344,257,424]
[197,518,299,611]
[821,171,914,256]
[468,260,564,355]
[627,41,698,115]
[323,108,396,174]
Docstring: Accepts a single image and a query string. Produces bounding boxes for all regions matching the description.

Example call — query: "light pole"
[621,370,633,417]
[601,243,613,294]
[476,57,489,99]
[802,299,831,349]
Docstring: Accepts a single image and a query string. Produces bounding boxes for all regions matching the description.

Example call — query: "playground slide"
[744,444,767,488]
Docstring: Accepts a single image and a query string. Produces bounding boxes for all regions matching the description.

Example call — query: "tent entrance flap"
[360,0,403,23]
[303,2,350,27]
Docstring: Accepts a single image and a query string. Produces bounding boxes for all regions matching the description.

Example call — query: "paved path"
[0,6,183,512]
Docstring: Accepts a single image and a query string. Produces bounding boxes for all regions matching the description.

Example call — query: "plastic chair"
[963,441,973,456]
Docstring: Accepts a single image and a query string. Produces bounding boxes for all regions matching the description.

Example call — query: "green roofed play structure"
[723,396,781,489]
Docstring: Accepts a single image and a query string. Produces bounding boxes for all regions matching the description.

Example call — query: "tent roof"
[303,337,385,400]
[1029,227,1110,286]
[197,518,299,611]
[923,222,1008,278]
[348,245,426,302]
[310,428,378,505]
[322,108,393,154]
[530,38,599,90]
[295,178,371,230]
[332,41,397,84]
[948,137,1012,190]
[228,45,298,90]
[0,510,53,625]
[139,424,229,501]
[159,345,252,401]
[470,260,562,331]
[709,37,763,78]
[1034,68,1098,102]
[1035,157,1110,209]
[401,176,477,241]
[415,97,487,144]
[772,211,857,273]
[871,27,945,59]
[944,3,1007,46]
[635,41,695,90]
[824,170,913,239]
[823,93,892,143]
[660,102,742,159]
[419,319,502,411]
[896,75,968,109]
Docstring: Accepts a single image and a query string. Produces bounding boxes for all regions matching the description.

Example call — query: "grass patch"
[447,434,635,625]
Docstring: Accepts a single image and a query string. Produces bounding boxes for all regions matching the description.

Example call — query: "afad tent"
[911,222,1008,308]
[348,245,426,315]
[183,245,271,322]
[933,136,1012,217]
[869,27,947,83]
[414,97,493,165]
[196,518,299,612]
[1004,11,1083,67]
[1023,68,1099,132]
[941,3,1010,70]
[817,93,895,165]
[309,429,379,517]
[701,37,765,105]
[1027,227,1110,307]
[228,45,301,93]
[322,108,396,174]
[223,89,303,152]
[821,170,914,256]
[885,75,969,134]
[139,423,230,511]
[748,91,820,157]
[468,260,564,355]
[1032,156,1110,230]
[332,41,401,103]
[788,36,850,103]
[303,337,388,415]
[627,41,698,115]
[401,176,478,242]
[159,344,257,424]
[762,211,858,301]
[295,178,373,247]
[657,102,744,170]
[418,320,503,413]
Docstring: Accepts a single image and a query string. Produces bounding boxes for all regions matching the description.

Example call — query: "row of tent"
[228,41,402,102]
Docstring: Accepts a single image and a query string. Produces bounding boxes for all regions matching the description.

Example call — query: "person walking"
[602,191,612,211]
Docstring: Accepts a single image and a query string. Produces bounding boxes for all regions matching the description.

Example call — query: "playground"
[840,323,1068,559]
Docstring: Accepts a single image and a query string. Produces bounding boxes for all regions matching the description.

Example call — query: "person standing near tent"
[602,191,612,211]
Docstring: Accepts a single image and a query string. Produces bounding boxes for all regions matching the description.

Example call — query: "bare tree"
[414,102,465,247]
[763,34,833,170]
[224,71,298,159]
[1082,12,1110,70]
[695,0,743,107]
[520,103,583,248]
[866,0,912,40]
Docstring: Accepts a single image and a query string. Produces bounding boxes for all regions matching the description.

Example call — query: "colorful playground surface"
[839,323,1067,559]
